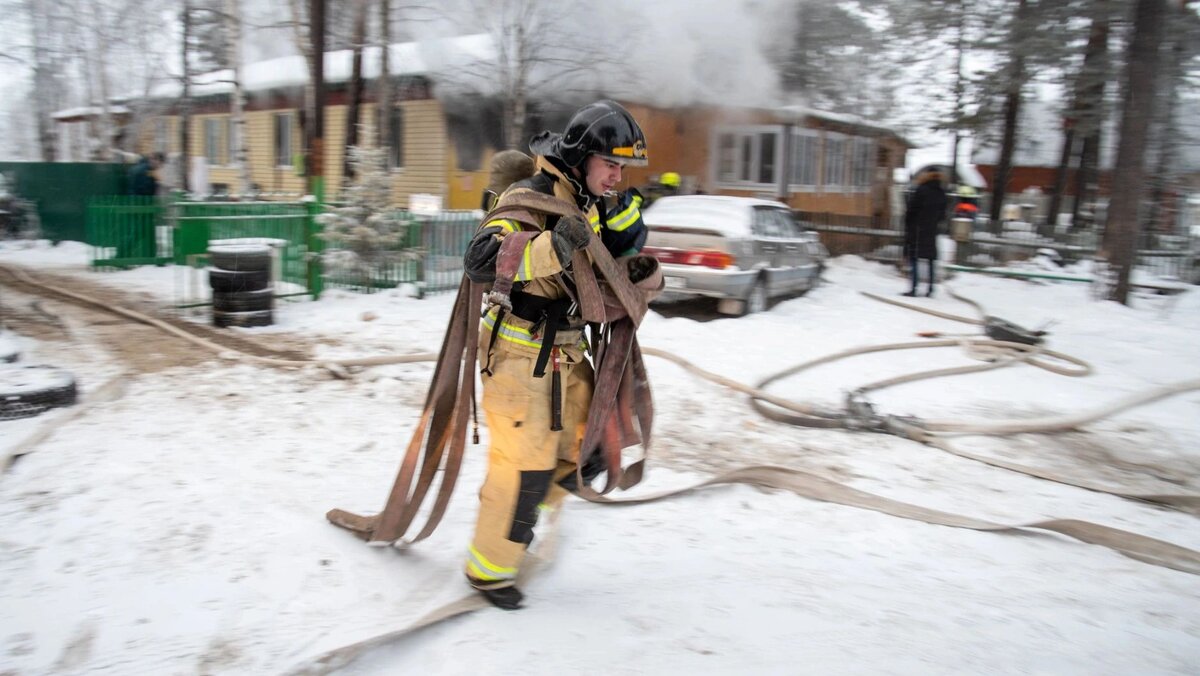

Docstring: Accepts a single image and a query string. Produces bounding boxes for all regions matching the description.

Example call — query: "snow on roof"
[905,144,987,187]
[778,104,910,144]
[144,33,495,100]
[643,195,788,236]
[51,105,131,120]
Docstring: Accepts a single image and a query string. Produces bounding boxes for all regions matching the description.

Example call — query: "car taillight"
[642,247,733,269]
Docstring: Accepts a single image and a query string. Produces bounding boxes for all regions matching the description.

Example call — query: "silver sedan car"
[641,195,827,315]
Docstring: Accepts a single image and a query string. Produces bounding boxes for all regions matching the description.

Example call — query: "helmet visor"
[598,138,648,166]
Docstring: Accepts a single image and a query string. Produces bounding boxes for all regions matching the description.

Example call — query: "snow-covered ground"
[1,239,1198,675]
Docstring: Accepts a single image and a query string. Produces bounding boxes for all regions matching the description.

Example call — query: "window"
[790,131,819,187]
[273,112,292,168]
[758,133,776,184]
[204,118,222,165]
[851,137,874,188]
[227,117,238,166]
[713,128,780,187]
[717,134,737,183]
[155,118,169,155]
[739,136,753,182]
[387,106,404,169]
[823,134,846,189]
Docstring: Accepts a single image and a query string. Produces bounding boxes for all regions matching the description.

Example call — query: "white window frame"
[789,129,820,191]
[850,137,874,191]
[822,132,848,192]
[273,112,293,169]
[387,105,405,171]
[226,116,238,168]
[204,118,222,166]
[711,125,782,190]
[155,118,169,155]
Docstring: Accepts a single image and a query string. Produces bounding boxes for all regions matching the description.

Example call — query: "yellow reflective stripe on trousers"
[483,309,543,349]
[467,545,517,581]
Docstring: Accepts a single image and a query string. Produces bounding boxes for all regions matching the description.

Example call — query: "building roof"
[774,105,911,146]
[51,106,131,121]
[143,33,495,101]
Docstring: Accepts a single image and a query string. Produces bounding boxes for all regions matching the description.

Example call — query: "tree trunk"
[342,0,368,182]
[1105,0,1164,305]
[306,0,326,197]
[92,4,114,162]
[224,0,251,194]
[1070,16,1109,232]
[376,0,392,155]
[179,1,192,192]
[503,22,529,150]
[987,0,1029,233]
[288,0,314,183]
[950,0,965,188]
[1072,132,1100,230]
[1144,8,1184,235]
[30,0,57,162]
[1047,126,1075,235]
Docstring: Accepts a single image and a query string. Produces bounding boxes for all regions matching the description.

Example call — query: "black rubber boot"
[901,290,918,297]
[480,585,525,610]
[925,288,935,297]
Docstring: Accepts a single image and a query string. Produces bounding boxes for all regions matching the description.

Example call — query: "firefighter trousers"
[465,329,593,590]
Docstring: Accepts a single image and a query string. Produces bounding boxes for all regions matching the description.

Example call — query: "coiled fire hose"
[3,262,1199,675]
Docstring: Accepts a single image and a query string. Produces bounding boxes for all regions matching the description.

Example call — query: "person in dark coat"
[128,155,159,197]
[903,168,948,297]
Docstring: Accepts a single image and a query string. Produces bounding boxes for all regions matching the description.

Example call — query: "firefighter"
[640,170,680,207]
[462,100,650,610]
[953,184,981,221]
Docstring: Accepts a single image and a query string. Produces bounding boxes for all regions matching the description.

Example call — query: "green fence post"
[306,193,325,300]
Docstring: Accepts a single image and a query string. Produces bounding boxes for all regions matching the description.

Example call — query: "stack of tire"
[0,356,77,421]
[208,243,274,328]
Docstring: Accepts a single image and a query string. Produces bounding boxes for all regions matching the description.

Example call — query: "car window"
[752,207,786,238]
[774,209,806,239]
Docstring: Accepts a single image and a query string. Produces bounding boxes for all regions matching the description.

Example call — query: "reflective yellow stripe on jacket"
[590,194,643,232]
[484,218,538,282]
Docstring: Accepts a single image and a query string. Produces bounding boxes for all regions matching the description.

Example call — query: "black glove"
[551,215,593,267]
[625,254,658,284]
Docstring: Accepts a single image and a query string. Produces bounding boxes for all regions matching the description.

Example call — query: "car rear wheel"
[744,279,769,315]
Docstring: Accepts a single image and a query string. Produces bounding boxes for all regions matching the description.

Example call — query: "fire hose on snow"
[3,262,1200,675]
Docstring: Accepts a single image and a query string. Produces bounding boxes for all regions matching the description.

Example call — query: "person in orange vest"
[953,185,980,221]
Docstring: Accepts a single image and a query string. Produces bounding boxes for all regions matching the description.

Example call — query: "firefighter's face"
[584,155,623,196]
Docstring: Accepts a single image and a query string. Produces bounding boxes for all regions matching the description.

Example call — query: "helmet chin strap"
[573,163,608,226]
[547,153,603,224]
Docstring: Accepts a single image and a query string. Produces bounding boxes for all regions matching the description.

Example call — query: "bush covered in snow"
[316,146,422,287]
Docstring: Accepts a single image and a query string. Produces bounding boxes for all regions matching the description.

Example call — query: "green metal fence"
[86,195,170,268]
[0,161,128,243]
[84,195,481,299]
[171,200,317,295]
[320,210,480,295]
